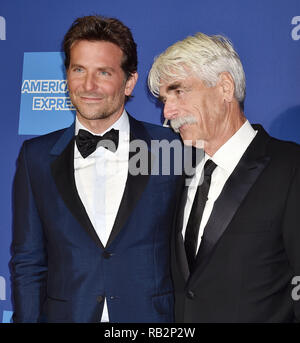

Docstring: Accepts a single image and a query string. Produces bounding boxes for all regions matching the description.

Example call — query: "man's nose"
[163,98,178,120]
[83,73,97,92]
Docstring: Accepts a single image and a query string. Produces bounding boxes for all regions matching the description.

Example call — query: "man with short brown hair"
[11,15,181,323]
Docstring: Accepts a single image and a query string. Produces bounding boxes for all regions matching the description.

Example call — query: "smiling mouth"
[80,96,103,102]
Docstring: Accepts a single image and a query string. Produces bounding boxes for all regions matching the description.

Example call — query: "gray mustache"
[170,115,197,132]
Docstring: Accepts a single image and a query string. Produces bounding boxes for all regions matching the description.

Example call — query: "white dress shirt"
[182,120,257,252]
[74,110,130,322]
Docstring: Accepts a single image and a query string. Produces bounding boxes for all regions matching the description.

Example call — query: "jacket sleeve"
[10,141,47,322]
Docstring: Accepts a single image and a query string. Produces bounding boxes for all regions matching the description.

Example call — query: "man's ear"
[218,72,235,103]
[125,72,138,96]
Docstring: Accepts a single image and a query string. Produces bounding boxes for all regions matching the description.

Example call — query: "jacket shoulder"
[268,135,300,167]
[24,126,70,147]
[19,126,72,160]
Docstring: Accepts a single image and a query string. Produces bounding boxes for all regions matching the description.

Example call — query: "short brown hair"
[63,15,137,80]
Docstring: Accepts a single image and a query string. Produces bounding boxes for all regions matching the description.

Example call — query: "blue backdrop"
[0,0,299,322]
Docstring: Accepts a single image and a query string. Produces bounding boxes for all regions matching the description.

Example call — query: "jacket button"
[102,251,113,259]
[186,290,195,299]
[97,295,104,303]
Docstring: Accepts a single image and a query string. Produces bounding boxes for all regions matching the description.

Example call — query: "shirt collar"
[208,120,257,174]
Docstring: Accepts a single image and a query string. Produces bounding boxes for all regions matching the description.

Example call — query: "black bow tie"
[75,128,119,158]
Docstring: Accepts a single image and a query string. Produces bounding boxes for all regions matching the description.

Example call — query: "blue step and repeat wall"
[0,0,299,322]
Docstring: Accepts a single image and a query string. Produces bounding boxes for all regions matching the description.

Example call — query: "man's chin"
[178,123,191,132]
[179,131,204,148]
[76,109,112,121]
[171,123,187,133]
[182,139,204,149]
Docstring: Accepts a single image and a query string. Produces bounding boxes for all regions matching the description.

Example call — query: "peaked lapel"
[187,125,272,286]
[50,123,104,249]
[105,115,152,247]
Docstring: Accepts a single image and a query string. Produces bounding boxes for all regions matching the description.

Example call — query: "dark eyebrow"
[98,66,115,72]
[158,81,184,102]
[70,63,84,69]
[69,64,115,72]
[166,82,182,92]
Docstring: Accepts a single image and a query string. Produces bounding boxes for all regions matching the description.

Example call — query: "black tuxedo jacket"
[172,125,300,322]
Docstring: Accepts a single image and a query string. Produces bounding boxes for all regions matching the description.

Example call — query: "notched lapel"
[50,136,104,249]
[106,117,152,247]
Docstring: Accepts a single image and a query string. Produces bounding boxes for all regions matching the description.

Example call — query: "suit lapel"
[174,178,190,282]
[50,124,104,249]
[187,125,271,285]
[50,116,153,249]
[105,115,152,247]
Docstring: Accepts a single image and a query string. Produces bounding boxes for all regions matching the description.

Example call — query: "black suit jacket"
[172,125,300,322]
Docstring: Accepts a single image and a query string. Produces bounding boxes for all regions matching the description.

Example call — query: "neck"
[204,110,246,157]
[76,108,124,135]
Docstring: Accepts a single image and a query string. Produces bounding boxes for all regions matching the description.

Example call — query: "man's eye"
[73,67,83,73]
[100,70,110,76]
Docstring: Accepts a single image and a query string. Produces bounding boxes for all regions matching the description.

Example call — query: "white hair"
[148,33,246,105]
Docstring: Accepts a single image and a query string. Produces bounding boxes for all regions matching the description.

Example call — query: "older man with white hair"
[148,33,300,323]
